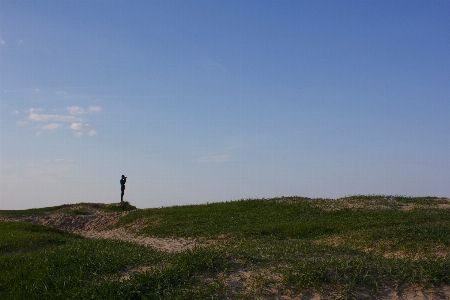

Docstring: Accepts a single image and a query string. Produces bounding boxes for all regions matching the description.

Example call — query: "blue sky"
[1,0,449,209]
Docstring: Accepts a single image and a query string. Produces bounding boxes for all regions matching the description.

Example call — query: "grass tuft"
[101,201,137,212]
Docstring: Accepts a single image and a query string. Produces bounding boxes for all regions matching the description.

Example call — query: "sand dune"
[0,207,206,252]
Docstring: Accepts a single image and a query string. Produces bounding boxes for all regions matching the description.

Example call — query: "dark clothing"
[120,177,126,202]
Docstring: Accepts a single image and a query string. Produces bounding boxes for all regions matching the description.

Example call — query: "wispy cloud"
[226,143,246,150]
[42,123,62,130]
[195,139,244,164]
[0,38,5,45]
[19,106,101,137]
[45,158,73,163]
[29,113,81,122]
[67,105,101,114]
[67,106,85,115]
[88,106,102,113]
[69,123,97,137]
[69,122,89,130]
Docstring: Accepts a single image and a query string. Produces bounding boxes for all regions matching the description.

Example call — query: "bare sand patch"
[118,265,154,282]
[308,198,395,212]
[376,284,450,300]
[316,234,450,260]
[308,197,450,212]
[214,266,290,299]
[0,207,210,252]
[211,264,450,300]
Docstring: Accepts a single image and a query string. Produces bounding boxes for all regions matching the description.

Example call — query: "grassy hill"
[1,196,450,299]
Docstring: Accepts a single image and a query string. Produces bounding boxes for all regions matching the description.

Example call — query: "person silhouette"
[120,175,127,202]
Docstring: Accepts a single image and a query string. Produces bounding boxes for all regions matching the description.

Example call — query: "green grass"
[117,196,449,240]
[0,222,228,299]
[0,204,75,217]
[0,222,78,255]
[1,195,450,299]
[0,202,135,218]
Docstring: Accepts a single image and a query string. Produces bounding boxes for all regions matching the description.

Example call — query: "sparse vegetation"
[1,195,450,299]
[102,201,137,212]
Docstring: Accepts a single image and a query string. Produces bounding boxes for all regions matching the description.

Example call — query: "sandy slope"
[0,207,202,252]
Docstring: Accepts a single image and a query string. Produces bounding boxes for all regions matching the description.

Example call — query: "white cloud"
[42,123,62,130]
[67,106,102,115]
[88,106,102,113]
[0,38,5,45]
[21,106,99,137]
[67,106,85,115]
[197,154,230,163]
[69,122,87,130]
[29,113,81,122]
[67,105,101,114]
[33,88,41,93]
[70,123,97,137]
[29,108,45,113]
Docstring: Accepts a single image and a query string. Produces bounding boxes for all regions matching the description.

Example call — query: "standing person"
[120,175,127,202]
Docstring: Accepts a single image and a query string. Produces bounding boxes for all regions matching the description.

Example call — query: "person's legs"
[121,189,124,202]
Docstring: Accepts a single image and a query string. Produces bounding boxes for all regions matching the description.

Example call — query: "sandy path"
[0,210,203,252]
[77,228,204,252]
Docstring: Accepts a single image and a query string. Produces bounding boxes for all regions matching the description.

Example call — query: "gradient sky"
[1,0,449,210]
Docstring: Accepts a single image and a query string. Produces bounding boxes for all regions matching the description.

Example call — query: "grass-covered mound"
[1,195,450,299]
[0,201,136,218]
